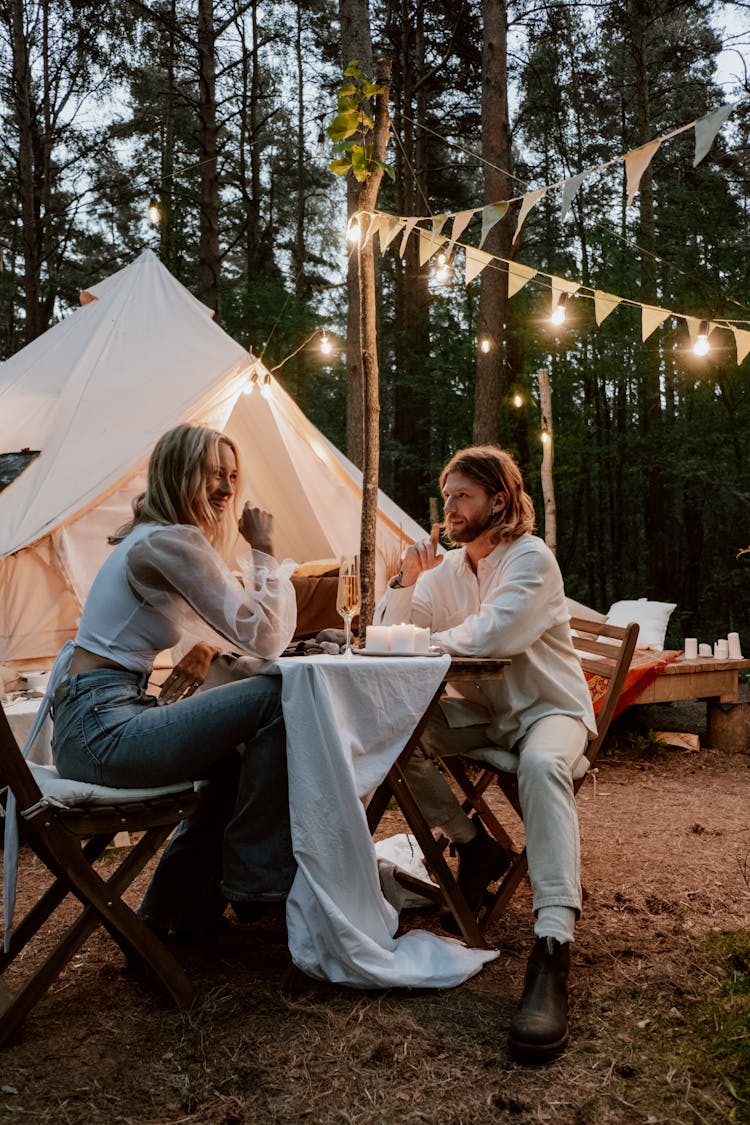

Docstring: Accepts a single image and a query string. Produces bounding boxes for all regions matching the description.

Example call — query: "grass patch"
[687,930,750,1114]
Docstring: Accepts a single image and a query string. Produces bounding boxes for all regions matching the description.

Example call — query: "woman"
[51,423,298,936]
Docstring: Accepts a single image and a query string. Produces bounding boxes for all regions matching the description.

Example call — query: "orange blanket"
[585,649,681,719]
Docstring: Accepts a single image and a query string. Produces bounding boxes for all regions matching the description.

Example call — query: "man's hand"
[158,642,220,705]
[239,501,274,556]
[396,523,443,587]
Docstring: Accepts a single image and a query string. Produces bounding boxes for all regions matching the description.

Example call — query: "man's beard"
[446,505,497,544]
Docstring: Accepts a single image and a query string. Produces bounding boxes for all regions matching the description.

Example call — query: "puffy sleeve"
[126,525,297,660]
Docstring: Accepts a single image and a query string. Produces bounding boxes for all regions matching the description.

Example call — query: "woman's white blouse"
[75,522,297,674]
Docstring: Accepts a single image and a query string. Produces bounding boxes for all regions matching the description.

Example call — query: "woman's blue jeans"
[52,668,295,930]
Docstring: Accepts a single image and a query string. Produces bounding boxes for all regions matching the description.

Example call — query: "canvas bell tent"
[0,250,425,667]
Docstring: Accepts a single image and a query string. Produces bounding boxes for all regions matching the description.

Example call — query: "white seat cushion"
[463,747,591,781]
[27,763,194,810]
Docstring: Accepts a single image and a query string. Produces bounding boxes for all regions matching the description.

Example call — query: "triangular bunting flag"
[479,202,509,248]
[513,187,548,244]
[431,214,448,239]
[380,215,405,253]
[594,291,622,325]
[399,217,419,258]
[732,327,750,365]
[560,172,588,222]
[694,103,735,167]
[449,209,476,249]
[507,261,537,297]
[360,211,380,249]
[684,315,702,344]
[642,304,671,341]
[625,139,662,206]
[419,228,446,267]
[465,246,495,284]
[550,275,580,310]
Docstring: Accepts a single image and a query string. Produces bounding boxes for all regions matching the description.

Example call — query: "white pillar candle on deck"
[683,638,698,659]
[728,632,744,659]
[390,624,416,654]
[414,627,430,655]
[698,643,712,657]
[366,625,391,653]
[714,639,729,659]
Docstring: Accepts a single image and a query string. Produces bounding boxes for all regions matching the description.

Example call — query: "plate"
[353,648,445,658]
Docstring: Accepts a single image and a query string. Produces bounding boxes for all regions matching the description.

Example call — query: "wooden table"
[366,656,511,950]
[632,655,750,752]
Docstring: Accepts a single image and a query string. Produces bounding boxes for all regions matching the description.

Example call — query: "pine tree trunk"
[197,0,221,320]
[339,0,373,468]
[475,0,512,444]
[10,0,43,342]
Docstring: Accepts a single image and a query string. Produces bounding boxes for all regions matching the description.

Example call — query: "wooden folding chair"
[441,617,640,934]
[0,701,202,1047]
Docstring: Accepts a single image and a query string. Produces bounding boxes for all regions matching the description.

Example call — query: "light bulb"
[260,373,272,398]
[243,371,258,395]
[541,430,551,445]
[435,264,451,284]
[437,252,447,267]
[346,218,361,244]
[693,320,710,356]
[148,198,161,225]
[512,393,523,408]
[550,292,568,326]
[480,338,491,353]
[320,332,332,356]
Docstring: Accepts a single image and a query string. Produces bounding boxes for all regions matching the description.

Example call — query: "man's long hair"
[439,444,535,545]
[110,423,239,554]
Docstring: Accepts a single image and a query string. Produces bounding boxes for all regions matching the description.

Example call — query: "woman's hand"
[395,523,443,588]
[239,501,274,556]
[158,642,220,704]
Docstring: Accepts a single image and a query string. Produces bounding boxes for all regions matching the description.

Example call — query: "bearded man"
[373,444,596,1064]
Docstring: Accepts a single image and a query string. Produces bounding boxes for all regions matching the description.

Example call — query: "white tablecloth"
[270,653,498,989]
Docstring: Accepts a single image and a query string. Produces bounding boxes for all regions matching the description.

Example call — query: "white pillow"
[606,598,676,651]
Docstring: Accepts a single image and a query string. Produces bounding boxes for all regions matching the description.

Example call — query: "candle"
[714,639,729,659]
[683,638,698,660]
[414,627,430,654]
[698,643,712,657]
[366,625,391,653]
[390,624,416,654]
[728,631,744,659]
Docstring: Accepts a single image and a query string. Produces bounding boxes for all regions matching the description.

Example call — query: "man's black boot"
[440,815,513,932]
[508,936,570,1064]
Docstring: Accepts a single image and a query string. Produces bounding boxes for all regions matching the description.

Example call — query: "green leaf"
[331,139,355,154]
[328,158,352,177]
[359,111,375,131]
[327,108,360,141]
[362,81,384,98]
[338,82,357,97]
[374,159,396,181]
[351,146,369,181]
[344,61,362,78]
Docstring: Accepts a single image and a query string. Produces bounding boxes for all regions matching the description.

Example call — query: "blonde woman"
[51,423,297,936]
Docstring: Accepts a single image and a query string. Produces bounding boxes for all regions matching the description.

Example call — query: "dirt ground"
[1,700,748,1125]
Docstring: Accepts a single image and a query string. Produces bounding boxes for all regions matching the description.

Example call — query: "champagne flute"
[336,554,361,655]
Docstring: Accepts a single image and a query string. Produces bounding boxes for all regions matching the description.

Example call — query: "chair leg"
[482,850,529,929]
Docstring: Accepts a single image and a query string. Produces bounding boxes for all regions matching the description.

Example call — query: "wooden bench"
[631,655,750,752]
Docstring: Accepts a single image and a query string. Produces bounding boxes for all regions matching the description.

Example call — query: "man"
[374,444,596,1064]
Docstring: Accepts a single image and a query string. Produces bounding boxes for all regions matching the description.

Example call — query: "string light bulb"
[260,371,272,398]
[320,331,332,356]
[434,253,453,284]
[148,198,161,225]
[243,369,259,395]
[550,292,568,326]
[480,337,491,354]
[541,430,551,445]
[693,320,710,356]
[512,393,524,409]
[346,216,361,243]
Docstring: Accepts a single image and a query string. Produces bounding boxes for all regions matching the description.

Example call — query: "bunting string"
[356,208,750,365]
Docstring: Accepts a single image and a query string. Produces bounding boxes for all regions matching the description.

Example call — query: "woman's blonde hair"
[110,423,239,551]
[439,444,535,544]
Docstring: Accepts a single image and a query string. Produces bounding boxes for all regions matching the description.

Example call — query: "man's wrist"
[390,570,412,589]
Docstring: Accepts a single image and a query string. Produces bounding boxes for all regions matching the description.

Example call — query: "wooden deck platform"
[632,655,750,705]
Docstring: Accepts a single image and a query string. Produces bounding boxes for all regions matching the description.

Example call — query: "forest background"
[1,0,749,649]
